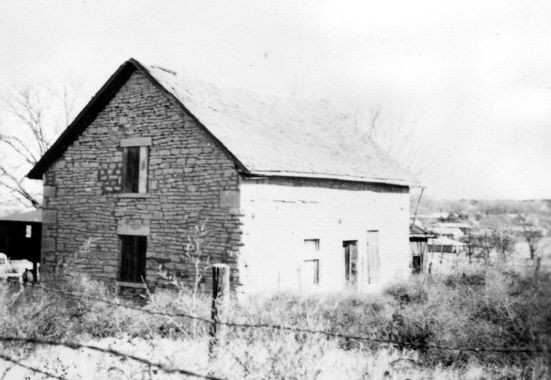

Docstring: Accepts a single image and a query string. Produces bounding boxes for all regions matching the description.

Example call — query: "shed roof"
[0,209,41,223]
[28,58,418,186]
[409,224,435,238]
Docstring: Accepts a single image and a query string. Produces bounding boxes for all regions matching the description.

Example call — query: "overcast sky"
[1,0,550,200]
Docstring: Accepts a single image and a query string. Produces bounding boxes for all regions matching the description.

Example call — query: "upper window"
[122,145,148,193]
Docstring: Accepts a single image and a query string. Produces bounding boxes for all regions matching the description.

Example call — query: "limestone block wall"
[41,71,242,291]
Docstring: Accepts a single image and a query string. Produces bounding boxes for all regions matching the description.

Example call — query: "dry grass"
[0,261,550,379]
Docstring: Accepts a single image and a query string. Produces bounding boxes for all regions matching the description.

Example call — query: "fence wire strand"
[0,281,545,379]
[0,352,67,380]
[0,335,223,380]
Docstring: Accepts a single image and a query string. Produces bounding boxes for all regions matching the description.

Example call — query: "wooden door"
[343,241,358,288]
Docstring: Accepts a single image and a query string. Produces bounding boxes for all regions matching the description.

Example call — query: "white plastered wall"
[238,179,410,293]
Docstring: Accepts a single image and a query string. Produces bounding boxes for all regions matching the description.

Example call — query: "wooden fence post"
[209,263,230,360]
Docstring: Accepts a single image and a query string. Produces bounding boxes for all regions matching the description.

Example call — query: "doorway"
[343,240,358,288]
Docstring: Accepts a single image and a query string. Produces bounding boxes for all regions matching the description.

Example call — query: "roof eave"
[244,169,419,187]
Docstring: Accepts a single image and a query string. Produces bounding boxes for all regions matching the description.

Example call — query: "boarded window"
[122,146,148,193]
[366,230,380,284]
[119,235,147,283]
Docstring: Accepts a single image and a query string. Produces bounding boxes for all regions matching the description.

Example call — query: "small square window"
[119,235,147,283]
[122,146,148,193]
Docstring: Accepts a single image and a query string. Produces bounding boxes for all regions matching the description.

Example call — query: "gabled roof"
[0,209,41,223]
[28,58,418,186]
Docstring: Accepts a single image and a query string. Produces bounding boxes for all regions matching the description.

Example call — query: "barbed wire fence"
[0,265,546,379]
[27,281,544,354]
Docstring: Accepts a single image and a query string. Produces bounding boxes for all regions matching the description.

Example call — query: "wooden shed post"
[209,263,230,360]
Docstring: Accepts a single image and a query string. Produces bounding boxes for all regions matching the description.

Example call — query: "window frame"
[343,240,358,286]
[303,259,320,285]
[120,137,151,194]
[303,239,321,287]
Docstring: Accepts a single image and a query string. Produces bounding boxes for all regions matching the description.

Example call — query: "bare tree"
[462,230,477,264]
[0,85,77,208]
[158,221,211,338]
[516,214,543,260]
[515,214,545,282]
[183,221,211,300]
[489,228,515,263]
[467,231,493,263]
[366,106,381,139]
[350,103,432,177]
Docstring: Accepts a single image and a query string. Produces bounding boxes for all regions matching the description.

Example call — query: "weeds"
[0,253,549,378]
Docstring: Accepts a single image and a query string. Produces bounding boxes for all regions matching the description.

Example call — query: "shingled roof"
[28,58,418,186]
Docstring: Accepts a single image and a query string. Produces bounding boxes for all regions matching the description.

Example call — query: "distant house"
[428,222,470,254]
[27,58,417,293]
[426,236,469,275]
[432,222,472,240]
[431,226,464,240]
[0,209,42,277]
[428,236,466,254]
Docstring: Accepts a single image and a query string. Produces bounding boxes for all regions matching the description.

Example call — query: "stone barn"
[27,58,417,293]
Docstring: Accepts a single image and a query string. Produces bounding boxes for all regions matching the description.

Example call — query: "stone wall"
[41,71,242,291]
